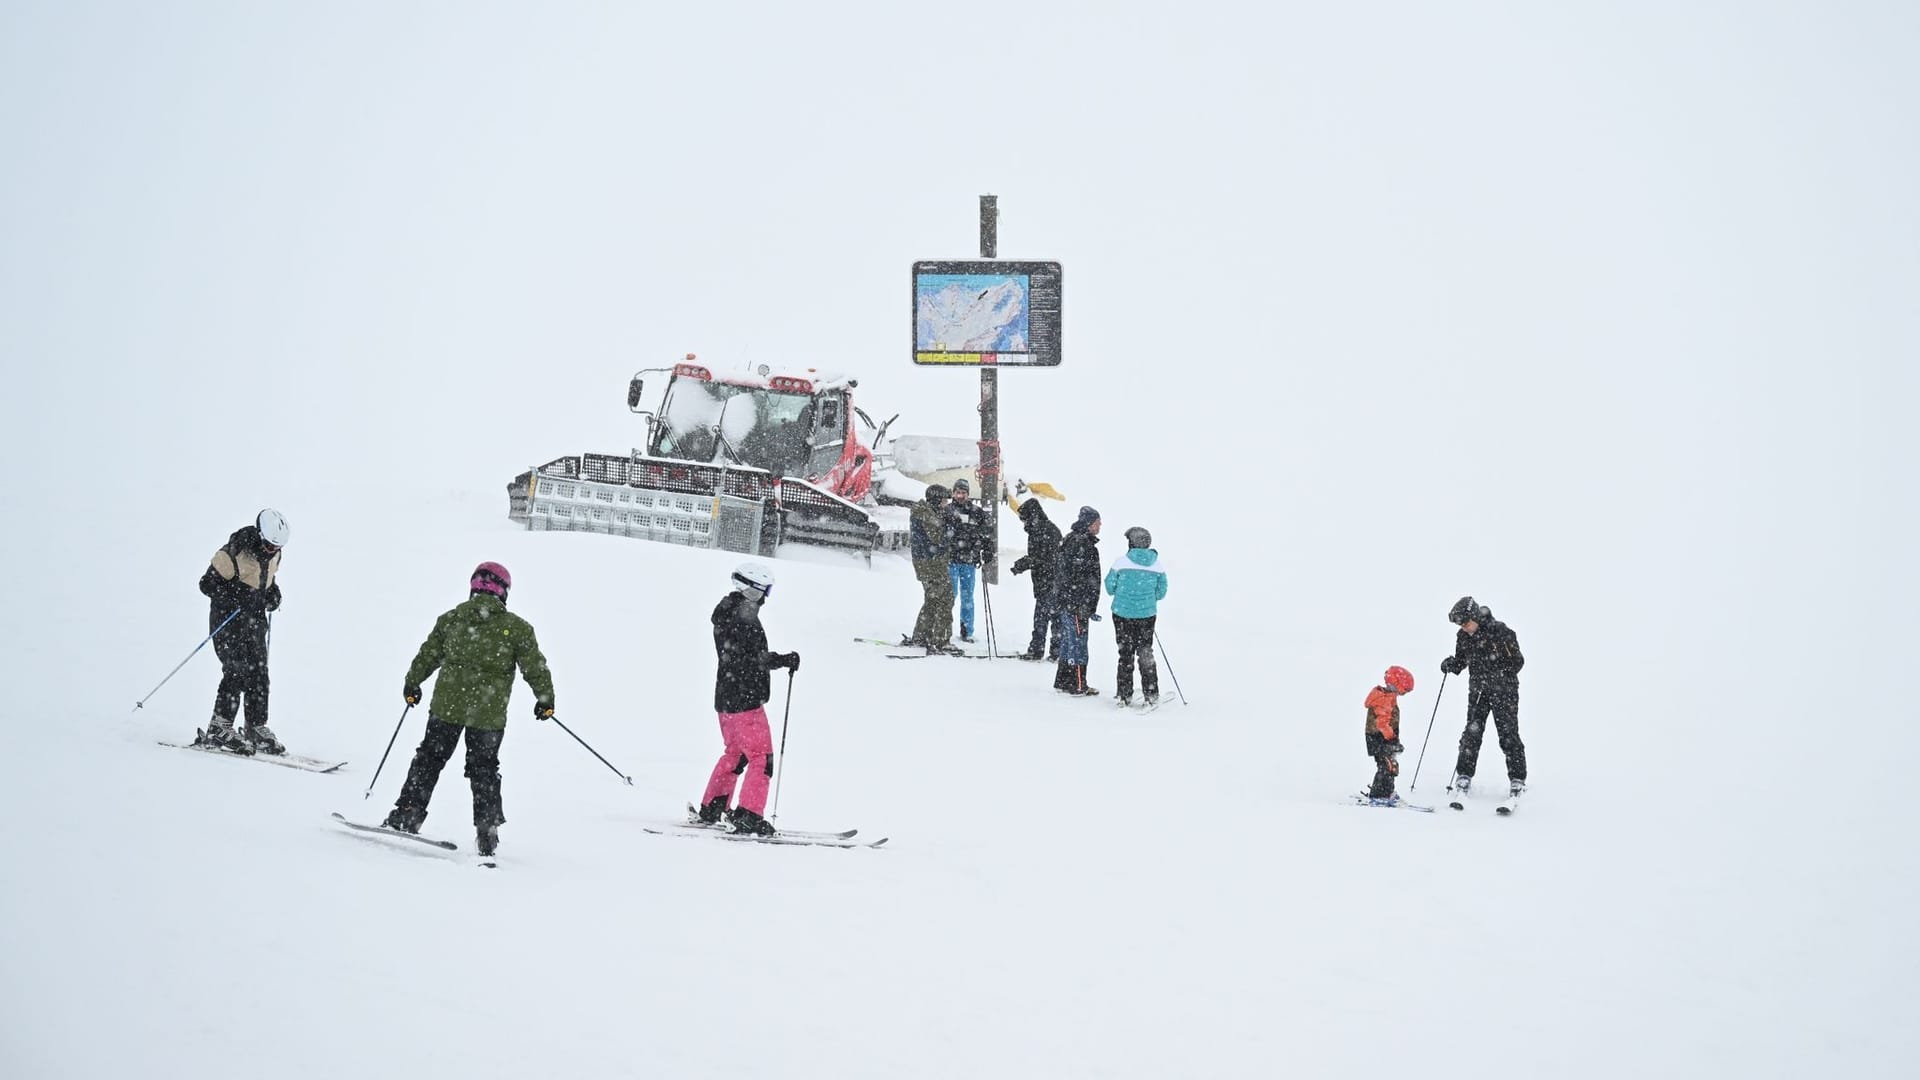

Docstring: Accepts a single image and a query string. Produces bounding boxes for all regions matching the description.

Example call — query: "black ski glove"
[1441,656,1465,675]
[264,583,282,612]
[774,652,800,673]
[404,685,423,706]
[1011,557,1029,575]
[533,701,555,721]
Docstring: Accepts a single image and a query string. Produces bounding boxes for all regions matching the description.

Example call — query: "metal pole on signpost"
[979,194,1001,590]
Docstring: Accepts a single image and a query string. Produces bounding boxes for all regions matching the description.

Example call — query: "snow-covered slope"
[4,3,1915,1076]
[0,482,1902,1079]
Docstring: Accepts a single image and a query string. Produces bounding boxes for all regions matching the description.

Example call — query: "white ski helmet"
[731,561,774,601]
[256,508,291,548]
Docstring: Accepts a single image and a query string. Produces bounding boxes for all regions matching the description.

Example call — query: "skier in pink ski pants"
[696,562,798,836]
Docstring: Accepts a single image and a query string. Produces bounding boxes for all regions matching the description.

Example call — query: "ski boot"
[476,824,499,857]
[1114,693,1132,708]
[1495,778,1527,816]
[199,722,254,756]
[728,807,777,837]
[1143,690,1160,707]
[383,806,425,835]
[695,796,730,826]
[1447,774,1471,811]
[242,724,286,756]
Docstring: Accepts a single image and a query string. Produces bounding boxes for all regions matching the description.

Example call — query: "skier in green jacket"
[383,562,554,857]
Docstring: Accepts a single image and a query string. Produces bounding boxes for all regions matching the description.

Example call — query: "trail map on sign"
[911,260,1062,366]
[917,274,1030,352]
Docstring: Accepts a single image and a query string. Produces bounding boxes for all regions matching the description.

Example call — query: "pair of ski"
[1348,790,1522,815]
[854,636,999,661]
[1453,788,1523,816]
[641,805,887,849]
[329,812,497,868]
[159,732,348,774]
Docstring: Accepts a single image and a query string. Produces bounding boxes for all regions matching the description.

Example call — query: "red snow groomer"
[509,356,912,559]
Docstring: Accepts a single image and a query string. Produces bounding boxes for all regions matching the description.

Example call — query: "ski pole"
[769,670,795,822]
[550,715,633,785]
[1154,631,1188,705]
[981,576,998,658]
[133,608,243,713]
[364,702,412,799]
[1409,673,1449,791]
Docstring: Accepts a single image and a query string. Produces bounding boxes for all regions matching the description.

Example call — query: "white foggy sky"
[1,1,1913,733]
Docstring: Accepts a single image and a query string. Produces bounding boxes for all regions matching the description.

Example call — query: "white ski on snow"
[1349,794,1436,813]
[1447,787,1522,814]
[160,735,347,774]
[329,812,459,851]
[679,804,857,841]
[643,822,887,849]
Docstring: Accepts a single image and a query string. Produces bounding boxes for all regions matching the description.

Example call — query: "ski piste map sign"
[912,260,1062,367]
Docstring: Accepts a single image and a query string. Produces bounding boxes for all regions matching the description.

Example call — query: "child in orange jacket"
[1364,666,1416,802]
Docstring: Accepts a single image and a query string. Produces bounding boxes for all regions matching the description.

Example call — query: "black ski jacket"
[712,592,780,713]
[944,501,989,566]
[1052,525,1103,617]
[1010,500,1062,596]
[1449,616,1524,682]
[198,525,281,638]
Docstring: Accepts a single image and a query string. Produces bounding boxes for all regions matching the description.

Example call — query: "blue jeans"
[949,563,976,637]
[1057,611,1089,666]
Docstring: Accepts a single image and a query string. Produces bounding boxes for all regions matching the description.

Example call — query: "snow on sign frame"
[912,260,1063,367]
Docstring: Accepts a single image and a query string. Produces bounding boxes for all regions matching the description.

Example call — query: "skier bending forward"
[696,562,800,836]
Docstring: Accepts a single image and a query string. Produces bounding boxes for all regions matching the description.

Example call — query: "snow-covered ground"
[0,482,1907,1078]
[3,3,1914,1077]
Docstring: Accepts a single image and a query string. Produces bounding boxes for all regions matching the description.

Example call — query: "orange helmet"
[1384,666,1415,694]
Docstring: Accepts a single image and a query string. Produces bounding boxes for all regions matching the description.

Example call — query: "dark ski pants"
[1366,731,1400,799]
[1026,583,1060,658]
[912,557,953,647]
[1454,679,1526,783]
[1112,615,1159,700]
[210,624,270,729]
[394,717,507,829]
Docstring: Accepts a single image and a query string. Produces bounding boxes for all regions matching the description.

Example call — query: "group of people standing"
[906,478,989,652]
[905,486,1171,706]
[1012,499,1168,705]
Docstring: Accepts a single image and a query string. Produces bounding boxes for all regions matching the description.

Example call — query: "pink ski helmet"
[471,562,511,599]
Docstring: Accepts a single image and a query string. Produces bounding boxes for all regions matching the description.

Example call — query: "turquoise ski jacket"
[1104,548,1168,619]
